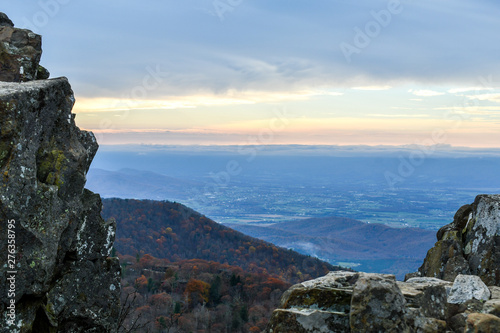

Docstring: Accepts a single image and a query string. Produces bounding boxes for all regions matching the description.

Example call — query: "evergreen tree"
[209,275,222,305]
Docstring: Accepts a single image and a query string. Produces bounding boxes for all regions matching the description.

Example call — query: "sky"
[3,1,500,147]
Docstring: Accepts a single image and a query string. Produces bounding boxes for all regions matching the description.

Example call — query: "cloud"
[89,128,215,134]
[368,114,431,118]
[352,86,392,91]
[409,89,445,97]
[73,89,339,113]
[448,87,494,94]
[3,1,500,99]
[466,93,500,103]
[434,106,500,113]
[85,116,500,147]
[4,1,500,149]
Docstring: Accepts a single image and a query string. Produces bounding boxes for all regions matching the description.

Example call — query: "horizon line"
[96,143,500,150]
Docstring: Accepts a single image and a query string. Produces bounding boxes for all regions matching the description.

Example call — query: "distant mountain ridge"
[87,168,200,200]
[225,216,436,278]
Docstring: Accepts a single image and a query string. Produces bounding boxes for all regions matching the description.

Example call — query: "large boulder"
[268,271,412,333]
[0,76,120,331]
[350,274,410,332]
[465,313,500,333]
[418,195,500,286]
[448,275,491,304]
[0,12,48,82]
[0,13,14,27]
[268,269,500,332]
[267,271,357,332]
[399,277,450,326]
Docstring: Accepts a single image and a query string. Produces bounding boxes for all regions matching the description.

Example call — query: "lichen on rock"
[0,17,45,82]
[350,274,410,332]
[418,194,500,286]
[0,12,120,333]
[448,274,491,304]
[267,270,500,332]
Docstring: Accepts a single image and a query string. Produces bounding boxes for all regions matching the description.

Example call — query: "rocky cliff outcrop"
[0,13,49,82]
[267,271,500,332]
[0,13,120,332]
[268,195,500,332]
[417,194,500,285]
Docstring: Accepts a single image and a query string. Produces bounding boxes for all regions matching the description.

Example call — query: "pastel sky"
[3,1,500,147]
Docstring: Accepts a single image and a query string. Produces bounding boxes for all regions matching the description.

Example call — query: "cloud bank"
[3,0,500,99]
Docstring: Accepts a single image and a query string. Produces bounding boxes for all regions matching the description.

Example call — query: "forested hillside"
[103,198,339,284]
[104,198,347,332]
[118,254,291,332]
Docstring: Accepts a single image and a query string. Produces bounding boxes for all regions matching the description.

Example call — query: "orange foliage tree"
[184,279,210,308]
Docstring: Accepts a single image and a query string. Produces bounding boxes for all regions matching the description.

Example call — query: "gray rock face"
[482,299,500,317]
[268,271,410,333]
[465,313,500,333]
[267,271,357,332]
[448,275,491,304]
[0,77,120,332]
[0,13,14,27]
[398,278,450,329]
[350,274,410,333]
[0,12,46,82]
[418,194,500,286]
[268,270,500,332]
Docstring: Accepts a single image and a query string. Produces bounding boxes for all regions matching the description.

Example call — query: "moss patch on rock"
[37,148,68,187]
[284,287,352,313]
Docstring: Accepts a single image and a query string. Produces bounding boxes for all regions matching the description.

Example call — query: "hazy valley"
[87,144,500,276]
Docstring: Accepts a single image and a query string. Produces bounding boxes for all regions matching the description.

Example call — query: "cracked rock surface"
[0,74,120,332]
[418,194,500,286]
[0,12,49,82]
